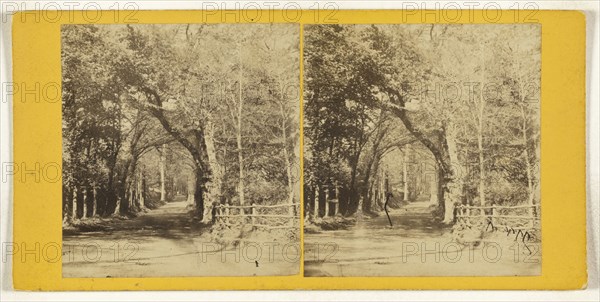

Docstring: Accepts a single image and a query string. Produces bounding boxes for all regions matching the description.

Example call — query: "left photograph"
[61,24,301,277]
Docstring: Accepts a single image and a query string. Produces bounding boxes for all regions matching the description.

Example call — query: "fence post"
[491,204,497,227]
[251,203,256,228]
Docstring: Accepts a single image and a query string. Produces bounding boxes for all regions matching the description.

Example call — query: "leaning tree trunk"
[383,89,464,224]
[144,87,210,220]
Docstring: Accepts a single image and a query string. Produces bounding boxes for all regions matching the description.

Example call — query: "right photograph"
[302,24,541,277]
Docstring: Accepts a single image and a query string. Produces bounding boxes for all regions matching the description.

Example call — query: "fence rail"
[456,203,541,230]
[214,202,301,230]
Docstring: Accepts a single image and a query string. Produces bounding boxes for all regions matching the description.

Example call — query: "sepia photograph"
[5,2,594,296]
[302,24,541,277]
[61,24,301,277]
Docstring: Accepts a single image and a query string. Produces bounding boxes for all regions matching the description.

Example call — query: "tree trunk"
[194,167,206,219]
[81,187,88,219]
[520,106,535,221]
[105,169,116,217]
[127,184,135,213]
[143,87,208,219]
[477,41,487,207]
[114,159,131,215]
[187,173,195,207]
[236,106,245,206]
[477,106,486,207]
[236,42,246,206]
[202,119,222,223]
[346,155,360,215]
[429,172,438,205]
[403,145,410,202]
[280,103,294,205]
[125,188,132,212]
[63,187,71,225]
[159,144,166,202]
[362,157,376,213]
[442,125,464,224]
[92,185,97,217]
[333,185,340,216]
[113,196,122,216]
[363,149,385,214]
[137,169,146,211]
[362,120,386,213]
[377,168,386,211]
[313,186,320,218]
[125,157,138,214]
[71,187,78,222]
[383,89,459,222]
[63,203,70,225]
[324,189,330,217]
[105,134,121,217]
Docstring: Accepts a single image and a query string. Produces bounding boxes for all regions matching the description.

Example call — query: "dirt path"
[304,201,541,277]
[63,199,299,277]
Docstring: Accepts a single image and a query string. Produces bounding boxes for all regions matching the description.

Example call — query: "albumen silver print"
[61,24,301,277]
[302,24,541,277]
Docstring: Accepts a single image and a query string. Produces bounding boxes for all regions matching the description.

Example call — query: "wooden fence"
[455,203,541,230]
[214,203,301,230]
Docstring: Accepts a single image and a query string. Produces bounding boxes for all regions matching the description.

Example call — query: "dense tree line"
[62,24,300,224]
[303,24,540,222]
